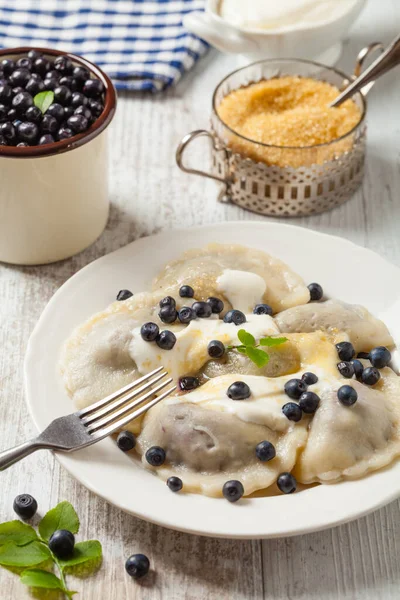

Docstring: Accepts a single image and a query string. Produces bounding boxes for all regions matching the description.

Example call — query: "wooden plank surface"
[1,1,400,598]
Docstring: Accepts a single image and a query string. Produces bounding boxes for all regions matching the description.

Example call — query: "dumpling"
[275,299,394,352]
[295,369,400,484]
[136,375,309,497]
[152,243,310,314]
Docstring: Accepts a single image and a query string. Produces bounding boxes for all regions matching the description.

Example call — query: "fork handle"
[0,439,44,471]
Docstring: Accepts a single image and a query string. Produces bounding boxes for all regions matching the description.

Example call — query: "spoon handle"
[331,34,400,107]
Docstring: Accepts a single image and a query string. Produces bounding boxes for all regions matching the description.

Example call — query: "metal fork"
[0,367,175,470]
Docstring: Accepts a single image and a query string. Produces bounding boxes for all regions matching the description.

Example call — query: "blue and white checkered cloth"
[0,0,208,92]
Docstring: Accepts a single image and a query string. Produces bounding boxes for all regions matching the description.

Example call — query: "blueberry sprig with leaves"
[227,329,288,367]
[0,501,102,599]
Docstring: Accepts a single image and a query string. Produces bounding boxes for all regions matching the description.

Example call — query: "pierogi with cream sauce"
[60,243,399,499]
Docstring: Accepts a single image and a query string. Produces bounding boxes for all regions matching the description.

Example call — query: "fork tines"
[77,367,175,438]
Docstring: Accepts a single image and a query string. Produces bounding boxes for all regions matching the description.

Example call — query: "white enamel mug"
[184,0,366,65]
[0,47,117,266]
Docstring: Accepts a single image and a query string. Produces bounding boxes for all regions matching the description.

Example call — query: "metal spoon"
[331,33,400,107]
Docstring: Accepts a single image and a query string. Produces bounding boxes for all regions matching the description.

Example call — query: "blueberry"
[25,77,44,95]
[299,391,320,414]
[227,381,251,400]
[47,69,61,81]
[0,84,12,105]
[140,322,159,342]
[41,114,58,135]
[255,440,276,462]
[192,301,212,318]
[178,376,200,391]
[253,303,273,316]
[63,106,75,119]
[13,119,22,129]
[179,285,194,298]
[222,480,244,502]
[73,66,90,84]
[116,289,133,301]
[125,554,150,579]
[308,283,323,301]
[167,477,183,492]
[67,114,88,133]
[145,446,166,467]
[43,77,58,91]
[47,103,64,121]
[301,372,318,385]
[277,473,297,494]
[54,56,73,75]
[369,346,391,369]
[336,341,355,361]
[158,305,178,324]
[178,306,194,324]
[38,134,55,145]
[29,73,43,82]
[337,385,358,406]
[54,85,72,105]
[207,340,225,358]
[17,142,29,147]
[10,68,31,87]
[284,378,308,399]
[13,494,38,519]
[89,98,103,117]
[159,296,176,308]
[48,530,75,560]
[17,57,32,70]
[1,58,15,75]
[361,367,381,386]
[28,50,42,61]
[0,104,7,121]
[351,359,364,379]
[207,297,224,314]
[71,91,88,108]
[357,352,370,360]
[17,122,38,144]
[117,431,136,451]
[12,91,33,113]
[223,309,246,325]
[12,87,24,97]
[156,330,176,350]
[282,402,302,422]
[337,361,355,378]
[0,122,16,144]
[0,135,7,145]
[74,105,92,121]
[7,108,17,121]
[83,78,104,98]
[59,75,78,92]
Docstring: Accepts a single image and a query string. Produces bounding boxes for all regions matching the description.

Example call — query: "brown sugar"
[216,76,362,168]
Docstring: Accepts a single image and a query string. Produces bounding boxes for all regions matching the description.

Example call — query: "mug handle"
[176,130,231,187]
[352,42,385,96]
[183,12,257,54]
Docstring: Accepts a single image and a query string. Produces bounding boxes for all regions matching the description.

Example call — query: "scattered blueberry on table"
[0,51,105,147]
[125,553,150,579]
[222,480,244,502]
[227,381,251,400]
[13,493,37,519]
[48,529,75,559]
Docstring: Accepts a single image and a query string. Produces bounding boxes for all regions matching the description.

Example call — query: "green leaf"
[20,569,64,590]
[246,347,270,368]
[0,541,51,567]
[0,521,38,547]
[237,329,256,347]
[236,346,247,354]
[259,336,288,347]
[34,91,55,114]
[60,540,102,577]
[39,502,80,542]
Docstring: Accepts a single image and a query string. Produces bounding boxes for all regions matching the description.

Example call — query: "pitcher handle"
[176,130,231,188]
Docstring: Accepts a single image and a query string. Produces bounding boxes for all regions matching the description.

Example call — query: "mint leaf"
[246,347,270,368]
[236,346,247,354]
[237,329,256,347]
[20,569,65,590]
[0,541,51,567]
[61,540,102,577]
[34,90,54,114]
[39,502,80,542]
[0,521,38,547]
[259,336,288,347]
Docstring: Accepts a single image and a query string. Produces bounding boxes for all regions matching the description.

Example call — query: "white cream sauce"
[216,269,266,313]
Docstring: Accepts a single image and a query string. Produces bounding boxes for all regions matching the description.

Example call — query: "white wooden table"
[1,2,400,598]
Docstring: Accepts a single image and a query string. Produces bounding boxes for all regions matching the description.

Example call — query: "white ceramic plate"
[25,221,400,539]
